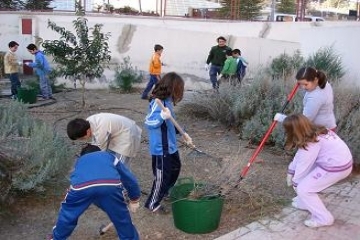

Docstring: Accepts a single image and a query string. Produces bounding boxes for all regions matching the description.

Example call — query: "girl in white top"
[296,67,336,130]
[283,114,353,228]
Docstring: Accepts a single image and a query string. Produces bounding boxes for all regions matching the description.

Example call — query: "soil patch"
[0,89,294,240]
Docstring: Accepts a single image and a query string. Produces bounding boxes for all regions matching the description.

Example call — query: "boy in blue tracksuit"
[50,145,140,240]
[144,72,192,213]
[26,43,53,100]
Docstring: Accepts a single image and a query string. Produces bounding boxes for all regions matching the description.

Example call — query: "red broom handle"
[240,83,300,179]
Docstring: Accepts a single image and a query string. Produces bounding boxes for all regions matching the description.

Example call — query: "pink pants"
[294,166,352,225]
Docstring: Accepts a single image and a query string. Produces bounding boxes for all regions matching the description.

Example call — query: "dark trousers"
[145,151,181,211]
[141,74,158,99]
[52,186,139,240]
[209,65,222,89]
[8,73,21,96]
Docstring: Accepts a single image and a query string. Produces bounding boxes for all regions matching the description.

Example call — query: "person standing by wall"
[4,41,22,100]
[144,72,192,214]
[281,114,352,228]
[141,44,164,100]
[205,36,232,91]
[274,67,336,131]
[25,43,53,100]
[66,113,142,165]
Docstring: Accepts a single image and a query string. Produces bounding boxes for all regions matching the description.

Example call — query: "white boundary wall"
[0,12,359,88]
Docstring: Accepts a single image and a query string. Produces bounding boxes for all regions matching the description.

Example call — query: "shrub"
[110,56,143,92]
[0,101,74,201]
[305,46,345,81]
[267,50,304,81]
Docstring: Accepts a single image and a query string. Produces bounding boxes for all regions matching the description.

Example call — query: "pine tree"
[220,0,264,20]
[23,0,53,10]
[0,0,24,10]
[277,0,296,14]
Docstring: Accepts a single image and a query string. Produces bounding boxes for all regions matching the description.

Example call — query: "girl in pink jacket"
[283,114,353,228]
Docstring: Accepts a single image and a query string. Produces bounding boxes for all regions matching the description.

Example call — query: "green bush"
[110,56,143,92]
[267,50,304,81]
[305,46,345,82]
[0,101,74,201]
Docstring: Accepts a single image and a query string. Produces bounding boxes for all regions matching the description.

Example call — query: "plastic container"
[170,178,224,234]
[17,88,37,104]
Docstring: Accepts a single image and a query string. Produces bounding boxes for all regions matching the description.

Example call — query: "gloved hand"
[204,64,209,71]
[128,200,140,213]
[160,107,172,120]
[274,113,287,122]
[18,61,23,66]
[286,174,293,187]
[182,132,193,146]
[217,74,223,81]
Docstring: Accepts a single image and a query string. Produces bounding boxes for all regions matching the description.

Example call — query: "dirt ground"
[0,88,294,240]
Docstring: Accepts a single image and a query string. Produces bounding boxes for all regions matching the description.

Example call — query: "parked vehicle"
[272,13,325,22]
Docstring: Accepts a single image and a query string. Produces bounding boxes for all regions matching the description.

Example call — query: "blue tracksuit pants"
[52,185,139,240]
[145,151,181,211]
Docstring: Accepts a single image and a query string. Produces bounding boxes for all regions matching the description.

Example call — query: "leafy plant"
[42,0,111,107]
[110,56,143,92]
[267,50,304,82]
[305,46,345,82]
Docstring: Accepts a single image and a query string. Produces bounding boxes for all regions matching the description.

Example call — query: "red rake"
[236,83,300,186]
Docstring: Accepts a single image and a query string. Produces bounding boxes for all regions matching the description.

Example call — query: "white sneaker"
[304,219,332,228]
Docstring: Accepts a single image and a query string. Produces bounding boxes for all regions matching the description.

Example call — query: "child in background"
[144,72,191,214]
[48,145,141,240]
[26,43,53,100]
[141,44,164,100]
[232,48,249,83]
[66,113,142,165]
[4,41,22,99]
[218,49,238,86]
[282,114,352,228]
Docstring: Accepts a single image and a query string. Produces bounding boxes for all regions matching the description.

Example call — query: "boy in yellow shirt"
[4,41,22,99]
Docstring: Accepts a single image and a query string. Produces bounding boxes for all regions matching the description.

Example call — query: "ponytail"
[316,70,327,89]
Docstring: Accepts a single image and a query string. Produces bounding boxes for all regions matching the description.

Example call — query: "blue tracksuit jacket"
[144,98,178,155]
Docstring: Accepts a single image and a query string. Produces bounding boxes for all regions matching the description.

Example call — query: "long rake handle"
[155,98,186,135]
[155,98,200,150]
[239,83,300,179]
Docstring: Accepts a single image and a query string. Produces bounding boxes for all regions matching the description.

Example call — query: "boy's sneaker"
[152,205,170,215]
[10,95,17,100]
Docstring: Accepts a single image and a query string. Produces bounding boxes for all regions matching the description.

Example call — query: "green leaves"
[42,0,111,106]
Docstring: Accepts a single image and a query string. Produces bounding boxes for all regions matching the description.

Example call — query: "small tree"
[42,1,111,107]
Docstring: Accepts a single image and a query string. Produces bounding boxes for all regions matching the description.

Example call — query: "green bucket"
[17,88,37,104]
[170,178,224,234]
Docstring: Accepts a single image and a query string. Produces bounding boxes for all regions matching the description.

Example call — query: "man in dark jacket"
[205,36,232,90]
